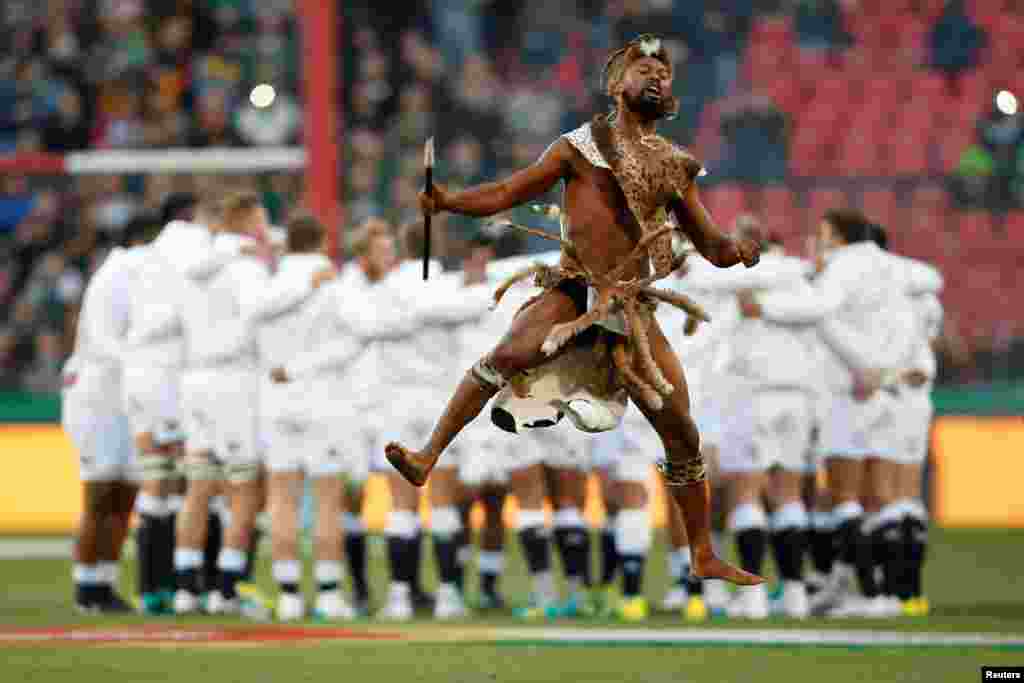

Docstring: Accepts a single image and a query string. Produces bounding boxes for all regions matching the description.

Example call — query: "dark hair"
[160,192,198,226]
[823,208,873,245]
[286,214,325,253]
[122,213,160,247]
[869,222,888,250]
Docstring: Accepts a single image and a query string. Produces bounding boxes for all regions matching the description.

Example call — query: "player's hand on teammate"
[419,184,449,215]
[684,316,701,336]
[903,369,929,388]
[269,367,290,384]
[735,237,760,268]
[737,290,761,319]
[311,266,337,290]
[853,369,883,402]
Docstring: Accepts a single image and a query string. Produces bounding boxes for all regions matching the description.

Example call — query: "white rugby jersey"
[698,250,822,394]
[757,241,918,391]
[66,246,147,370]
[122,221,212,369]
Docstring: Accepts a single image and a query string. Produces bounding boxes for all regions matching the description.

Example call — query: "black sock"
[453,528,469,592]
[409,532,426,596]
[852,525,879,598]
[685,573,703,597]
[810,526,836,576]
[75,583,104,606]
[620,553,646,598]
[279,582,300,595]
[481,570,500,598]
[159,514,177,592]
[387,535,416,584]
[736,528,767,576]
[202,512,223,593]
[554,525,592,590]
[433,533,460,587]
[873,522,903,598]
[771,528,807,581]
[836,517,861,566]
[136,514,158,595]
[600,528,618,586]
[518,526,552,575]
[220,568,244,601]
[345,532,368,601]
[176,566,201,595]
[243,527,262,582]
[903,516,927,599]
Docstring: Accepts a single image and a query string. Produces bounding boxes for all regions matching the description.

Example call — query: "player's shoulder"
[657,136,705,181]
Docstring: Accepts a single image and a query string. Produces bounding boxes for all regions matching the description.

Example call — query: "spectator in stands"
[433,0,484,71]
[717,92,788,182]
[0,328,21,391]
[976,95,1024,208]
[930,0,987,75]
[42,89,90,152]
[22,330,64,393]
[794,0,850,52]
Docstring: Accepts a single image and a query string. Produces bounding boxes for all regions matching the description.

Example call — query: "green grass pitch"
[1,528,1022,682]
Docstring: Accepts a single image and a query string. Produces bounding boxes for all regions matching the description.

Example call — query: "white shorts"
[454,422,513,487]
[519,421,592,471]
[883,387,933,465]
[62,364,139,482]
[182,368,260,481]
[368,386,449,473]
[820,391,901,461]
[123,365,184,445]
[590,419,660,484]
[718,388,813,473]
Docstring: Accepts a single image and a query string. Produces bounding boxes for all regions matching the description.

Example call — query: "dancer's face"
[620,57,674,120]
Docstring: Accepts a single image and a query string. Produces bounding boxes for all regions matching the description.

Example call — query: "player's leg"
[342,484,369,614]
[268,470,304,621]
[174,450,220,613]
[509,456,558,618]
[637,320,762,586]
[862,453,903,616]
[124,367,182,613]
[429,464,470,619]
[609,460,652,622]
[768,467,809,619]
[386,288,582,485]
[311,470,354,620]
[547,461,593,617]
[477,483,507,608]
[379,472,422,621]
[896,462,929,614]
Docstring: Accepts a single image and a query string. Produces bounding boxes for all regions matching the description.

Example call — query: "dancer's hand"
[270,367,290,384]
[735,237,760,267]
[419,183,449,215]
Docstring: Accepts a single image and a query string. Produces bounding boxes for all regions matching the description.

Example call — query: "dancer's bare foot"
[692,553,764,586]
[385,443,435,487]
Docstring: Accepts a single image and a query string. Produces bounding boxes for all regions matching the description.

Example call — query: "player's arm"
[901,256,943,296]
[669,184,759,268]
[700,259,808,293]
[410,281,493,326]
[422,139,571,218]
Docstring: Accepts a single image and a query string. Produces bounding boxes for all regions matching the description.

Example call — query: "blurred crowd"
[3,0,1024,392]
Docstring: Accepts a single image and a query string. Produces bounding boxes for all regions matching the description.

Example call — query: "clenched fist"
[735,237,761,268]
[270,367,290,384]
[419,184,449,216]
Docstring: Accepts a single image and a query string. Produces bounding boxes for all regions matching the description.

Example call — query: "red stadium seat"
[956,210,997,243]
[886,132,931,175]
[806,187,850,219]
[860,188,901,228]
[1003,210,1024,240]
[758,185,803,238]
[705,184,751,229]
[935,129,975,172]
[910,184,951,213]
